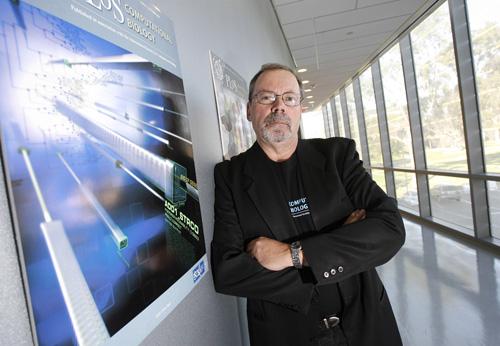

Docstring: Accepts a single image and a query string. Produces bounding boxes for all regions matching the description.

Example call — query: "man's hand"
[343,209,366,225]
[246,237,292,271]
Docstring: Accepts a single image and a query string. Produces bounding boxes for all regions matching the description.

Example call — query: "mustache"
[263,112,291,127]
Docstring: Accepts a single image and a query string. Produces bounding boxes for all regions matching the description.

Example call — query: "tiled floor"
[378,219,500,346]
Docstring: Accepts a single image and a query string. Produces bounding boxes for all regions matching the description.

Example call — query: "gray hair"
[248,63,304,101]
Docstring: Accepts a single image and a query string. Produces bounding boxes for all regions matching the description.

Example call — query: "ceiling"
[270,0,435,111]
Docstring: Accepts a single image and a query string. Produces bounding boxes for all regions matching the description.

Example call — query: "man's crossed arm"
[246,209,366,271]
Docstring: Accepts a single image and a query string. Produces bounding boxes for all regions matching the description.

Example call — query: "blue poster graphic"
[0,1,206,345]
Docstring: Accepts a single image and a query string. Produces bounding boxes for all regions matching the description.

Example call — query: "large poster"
[0,1,206,345]
[209,51,255,160]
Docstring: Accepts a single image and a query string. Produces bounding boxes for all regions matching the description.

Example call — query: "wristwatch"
[290,241,302,269]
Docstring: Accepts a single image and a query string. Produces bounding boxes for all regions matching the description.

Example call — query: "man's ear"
[246,102,251,121]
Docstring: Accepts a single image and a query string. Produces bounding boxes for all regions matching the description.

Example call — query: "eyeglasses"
[252,91,302,107]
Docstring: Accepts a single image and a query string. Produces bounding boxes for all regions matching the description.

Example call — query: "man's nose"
[271,95,286,113]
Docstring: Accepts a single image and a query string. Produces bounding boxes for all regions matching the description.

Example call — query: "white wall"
[0,1,293,345]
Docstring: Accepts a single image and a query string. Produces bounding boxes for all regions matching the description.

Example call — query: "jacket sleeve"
[300,139,405,285]
[211,161,314,313]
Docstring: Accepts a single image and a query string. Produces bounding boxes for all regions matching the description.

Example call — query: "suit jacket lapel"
[243,143,297,241]
[297,140,343,231]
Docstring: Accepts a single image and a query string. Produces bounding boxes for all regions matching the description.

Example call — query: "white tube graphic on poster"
[20,148,110,346]
[58,152,128,250]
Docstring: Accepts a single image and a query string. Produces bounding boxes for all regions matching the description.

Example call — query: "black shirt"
[271,151,342,317]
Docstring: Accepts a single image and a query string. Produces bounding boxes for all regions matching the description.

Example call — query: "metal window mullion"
[329,97,340,137]
[371,61,396,198]
[321,105,331,137]
[449,0,490,239]
[340,89,351,138]
[353,77,371,169]
[400,34,431,218]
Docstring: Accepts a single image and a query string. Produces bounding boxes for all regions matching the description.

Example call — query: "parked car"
[431,184,463,201]
[401,191,419,206]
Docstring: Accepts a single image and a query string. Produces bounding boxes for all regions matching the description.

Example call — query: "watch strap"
[291,241,302,269]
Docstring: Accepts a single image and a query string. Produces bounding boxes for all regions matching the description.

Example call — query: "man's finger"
[344,209,366,225]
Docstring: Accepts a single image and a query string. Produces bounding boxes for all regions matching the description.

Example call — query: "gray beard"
[261,112,292,143]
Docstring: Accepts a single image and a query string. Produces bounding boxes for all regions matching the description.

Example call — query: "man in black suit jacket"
[211,63,405,345]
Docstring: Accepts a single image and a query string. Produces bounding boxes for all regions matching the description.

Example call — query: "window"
[321,105,330,137]
[379,44,415,169]
[487,181,500,239]
[371,169,387,193]
[325,101,335,137]
[360,68,383,166]
[412,3,467,172]
[468,0,500,174]
[394,171,419,213]
[334,95,345,137]
[301,110,325,139]
[467,0,500,240]
[428,175,473,234]
[345,84,362,160]
[314,0,500,244]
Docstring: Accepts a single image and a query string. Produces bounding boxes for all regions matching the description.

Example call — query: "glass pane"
[334,94,345,137]
[371,169,387,193]
[487,181,500,239]
[467,0,500,174]
[379,44,415,169]
[394,171,419,213]
[301,110,326,139]
[360,68,383,166]
[345,84,362,160]
[326,101,335,137]
[412,3,467,172]
[321,105,330,137]
[428,175,473,233]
